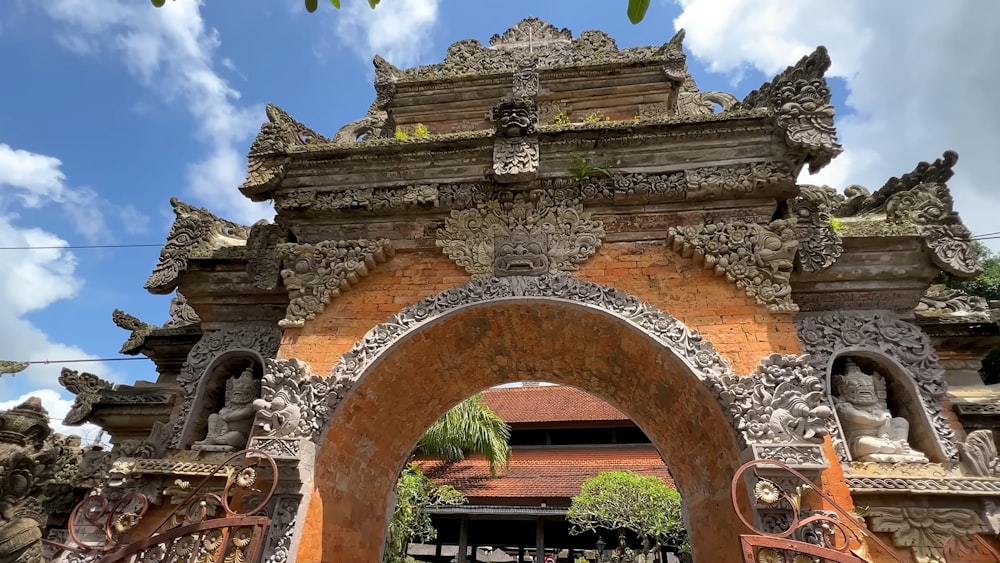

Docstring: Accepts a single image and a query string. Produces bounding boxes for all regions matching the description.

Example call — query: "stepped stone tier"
[24,17,1000,563]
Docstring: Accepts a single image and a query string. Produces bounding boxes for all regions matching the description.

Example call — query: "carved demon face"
[492,99,538,137]
[839,366,878,407]
[493,234,549,276]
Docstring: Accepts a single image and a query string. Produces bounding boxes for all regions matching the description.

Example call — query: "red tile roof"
[416,445,673,500]
[482,386,629,424]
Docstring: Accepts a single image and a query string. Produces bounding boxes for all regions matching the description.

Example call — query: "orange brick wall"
[279,240,803,374]
[276,240,880,562]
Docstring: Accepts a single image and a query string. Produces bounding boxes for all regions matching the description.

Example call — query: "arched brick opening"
[305,296,748,563]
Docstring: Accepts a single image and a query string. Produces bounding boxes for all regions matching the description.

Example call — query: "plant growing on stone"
[567,470,689,555]
[552,110,572,126]
[413,123,430,138]
[394,127,410,141]
[384,464,466,563]
[569,155,615,181]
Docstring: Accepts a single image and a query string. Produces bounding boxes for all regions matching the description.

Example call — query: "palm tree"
[416,393,512,474]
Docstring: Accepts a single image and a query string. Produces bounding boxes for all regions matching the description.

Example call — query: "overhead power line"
[0,244,162,250]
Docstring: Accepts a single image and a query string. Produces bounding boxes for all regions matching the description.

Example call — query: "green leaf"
[330,0,341,7]
[627,0,650,24]
[305,0,319,13]
[369,0,381,8]
[151,0,166,7]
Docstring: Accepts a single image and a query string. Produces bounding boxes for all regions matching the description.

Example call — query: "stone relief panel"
[960,430,1000,477]
[492,138,539,183]
[246,221,289,291]
[666,219,799,312]
[866,507,988,563]
[253,359,353,444]
[169,325,282,449]
[436,191,605,278]
[790,184,843,272]
[275,239,394,328]
[144,198,250,295]
[795,311,958,461]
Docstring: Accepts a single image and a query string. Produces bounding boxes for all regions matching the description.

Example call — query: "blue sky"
[1,0,998,437]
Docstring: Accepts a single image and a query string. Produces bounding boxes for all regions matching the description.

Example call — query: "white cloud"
[43,0,272,225]
[0,145,123,428]
[674,0,1000,250]
[334,0,440,68]
[0,389,105,445]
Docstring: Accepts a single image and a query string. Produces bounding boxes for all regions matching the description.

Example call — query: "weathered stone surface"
[246,220,289,291]
[436,190,604,277]
[866,507,987,563]
[916,284,994,323]
[276,239,394,328]
[791,184,843,272]
[253,359,352,442]
[667,219,799,312]
[740,46,842,173]
[58,368,114,426]
[144,198,251,295]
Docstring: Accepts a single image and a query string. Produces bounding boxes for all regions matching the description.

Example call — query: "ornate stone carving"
[916,284,993,322]
[846,475,1000,494]
[794,311,958,461]
[741,47,842,173]
[164,291,200,327]
[327,274,731,388]
[0,398,66,563]
[436,191,605,277]
[58,368,114,426]
[866,507,987,563]
[833,360,928,463]
[242,104,327,196]
[169,325,282,448]
[512,57,538,97]
[395,18,687,80]
[253,359,352,442]
[748,444,828,468]
[332,103,389,144]
[668,34,738,117]
[578,172,685,203]
[666,219,799,312]
[492,97,537,137]
[960,430,1000,477]
[111,309,155,354]
[192,366,260,452]
[833,151,981,278]
[275,239,393,328]
[710,354,834,448]
[791,184,843,272]
[246,221,288,291]
[144,198,251,295]
[0,361,28,376]
[684,161,795,200]
[261,496,301,563]
[493,138,539,183]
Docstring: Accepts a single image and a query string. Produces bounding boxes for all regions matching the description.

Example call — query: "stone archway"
[300,275,751,563]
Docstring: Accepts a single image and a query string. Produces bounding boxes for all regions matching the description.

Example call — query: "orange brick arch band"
[297,274,761,563]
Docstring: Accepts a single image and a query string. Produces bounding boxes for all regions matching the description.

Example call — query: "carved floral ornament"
[666,219,800,313]
[145,198,251,295]
[276,239,394,328]
[866,507,988,563]
[794,311,958,461]
[436,191,605,278]
[791,151,982,278]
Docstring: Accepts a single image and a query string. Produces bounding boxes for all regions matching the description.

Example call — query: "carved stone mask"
[494,234,549,276]
[836,364,878,407]
[492,98,538,137]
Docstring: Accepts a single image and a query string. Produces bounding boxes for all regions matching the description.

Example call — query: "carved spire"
[144,198,251,295]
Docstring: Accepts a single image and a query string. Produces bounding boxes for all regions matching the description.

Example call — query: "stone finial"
[666,219,799,312]
[741,46,842,173]
[0,397,52,449]
[59,368,114,426]
[489,17,572,47]
[241,104,328,197]
[165,291,200,328]
[112,309,156,354]
[0,361,28,376]
[144,198,251,295]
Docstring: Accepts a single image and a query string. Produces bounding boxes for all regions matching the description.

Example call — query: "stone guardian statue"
[193,367,260,452]
[833,360,928,463]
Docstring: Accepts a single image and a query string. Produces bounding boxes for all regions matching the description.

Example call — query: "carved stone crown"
[227,367,259,399]
[833,360,870,398]
[0,397,52,449]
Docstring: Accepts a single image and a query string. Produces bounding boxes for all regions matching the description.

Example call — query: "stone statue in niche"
[833,359,928,463]
[193,366,260,452]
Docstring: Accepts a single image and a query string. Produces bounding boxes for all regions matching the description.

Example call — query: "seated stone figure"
[193,367,260,452]
[834,360,928,463]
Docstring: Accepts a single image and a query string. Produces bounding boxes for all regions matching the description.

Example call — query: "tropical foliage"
[567,470,689,554]
[151,0,653,24]
[936,242,1000,384]
[384,394,511,563]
